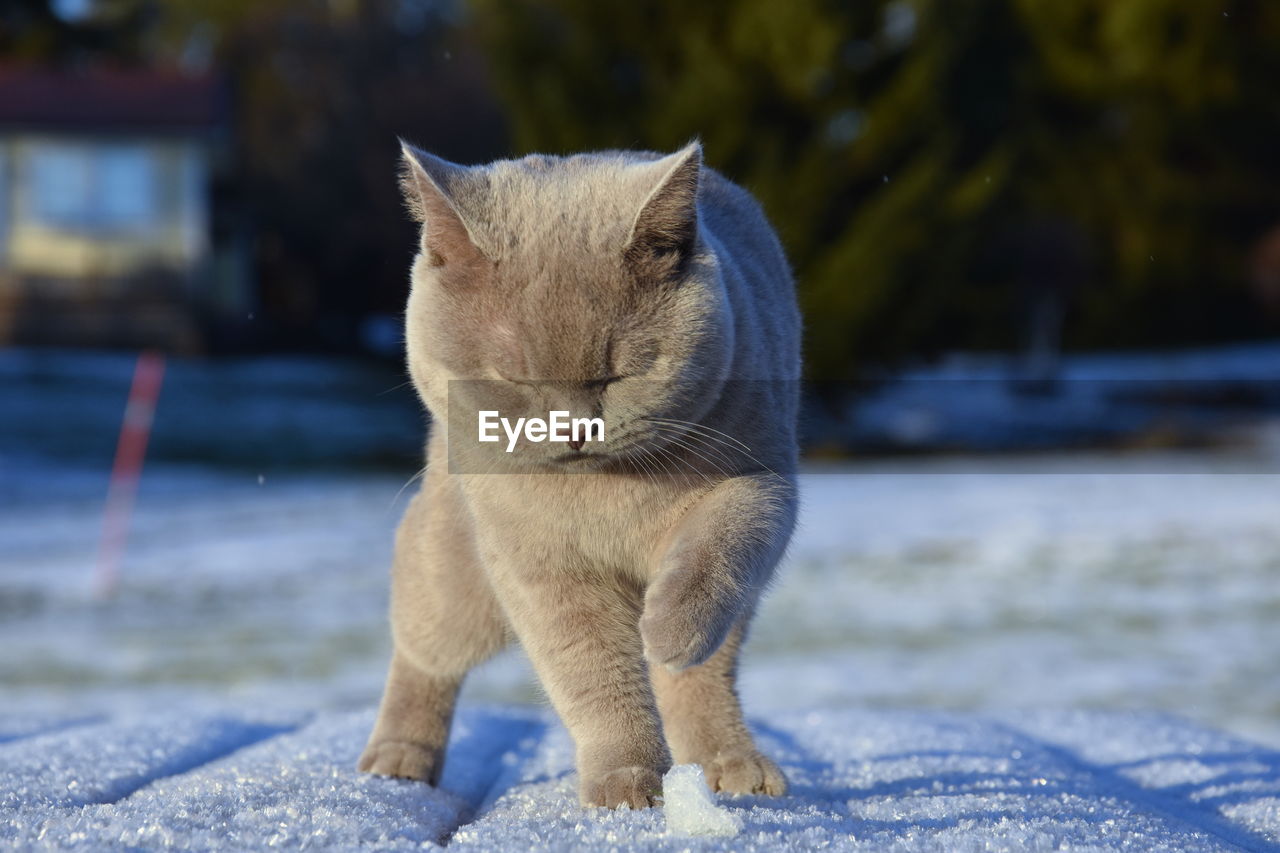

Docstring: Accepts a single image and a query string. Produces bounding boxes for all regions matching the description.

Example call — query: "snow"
[661,765,742,838]
[5,456,1280,847]
[3,707,1280,850]
[832,340,1280,451]
[5,348,1280,848]
[6,454,1280,746]
[0,348,424,469]
[0,710,463,850]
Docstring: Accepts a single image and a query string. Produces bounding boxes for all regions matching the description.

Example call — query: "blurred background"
[2,0,1279,747]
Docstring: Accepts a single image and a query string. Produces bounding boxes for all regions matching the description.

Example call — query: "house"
[0,66,244,351]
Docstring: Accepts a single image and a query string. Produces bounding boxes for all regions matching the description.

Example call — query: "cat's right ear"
[399,141,485,268]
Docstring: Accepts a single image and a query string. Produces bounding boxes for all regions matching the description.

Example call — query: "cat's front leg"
[640,473,796,671]
[641,473,794,797]
[487,559,670,808]
[359,653,461,784]
[359,479,509,784]
[650,621,788,797]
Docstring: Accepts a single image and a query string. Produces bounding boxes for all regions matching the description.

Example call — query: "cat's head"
[399,142,734,471]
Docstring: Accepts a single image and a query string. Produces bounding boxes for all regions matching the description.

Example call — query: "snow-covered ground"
[4,452,1280,848]
[4,705,1280,850]
[5,454,1280,741]
[5,346,1280,848]
[827,340,1280,451]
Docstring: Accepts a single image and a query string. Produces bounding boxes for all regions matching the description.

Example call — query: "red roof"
[0,66,224,133]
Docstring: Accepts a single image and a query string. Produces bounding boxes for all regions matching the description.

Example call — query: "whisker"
[653,441,715,487]
[389,464,427,510]
[644,416,754,453]
[648,427,736,479]
[646,423,741,471]
[378,379,415,396]
[648,419,772,470]
[632,447,663,489]
[622,442,657,488]
[650,443,690,484]
[644,419,786,482]
[642,444,676,482]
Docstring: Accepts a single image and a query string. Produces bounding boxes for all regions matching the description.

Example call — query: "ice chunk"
[661,764,742,838]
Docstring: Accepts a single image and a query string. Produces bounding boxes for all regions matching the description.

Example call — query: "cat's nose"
[554,423,586,451]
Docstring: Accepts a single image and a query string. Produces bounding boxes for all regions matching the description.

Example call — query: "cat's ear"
[399,141,485,268]
[624,142,702,276]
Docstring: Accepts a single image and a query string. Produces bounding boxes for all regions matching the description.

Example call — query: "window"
[29,146,92,225]
[98,148,155,226]
[27,142,158,231]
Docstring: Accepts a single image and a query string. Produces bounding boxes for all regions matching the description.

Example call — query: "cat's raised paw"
[580,765,664,809]
[703,750,787,797]
[640,569,733,671]
[357,740,440,783]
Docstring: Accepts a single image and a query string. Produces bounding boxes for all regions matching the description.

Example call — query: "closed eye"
[584,376,624,390]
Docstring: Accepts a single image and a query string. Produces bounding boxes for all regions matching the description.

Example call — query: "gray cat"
[358,142,801,808]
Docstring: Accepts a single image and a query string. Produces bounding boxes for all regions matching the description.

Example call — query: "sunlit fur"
[360,142,801,808]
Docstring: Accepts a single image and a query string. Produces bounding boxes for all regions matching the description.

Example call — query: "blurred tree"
[469,0,1280,377]
[0,0,153,62]
[150,0,508,350]
[7,0,1278,365]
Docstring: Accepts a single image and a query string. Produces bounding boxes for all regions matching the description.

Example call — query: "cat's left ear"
[624,142,702,276]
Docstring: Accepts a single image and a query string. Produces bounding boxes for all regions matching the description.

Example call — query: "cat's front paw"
[580,765,664,809]
[357,740,441,784]
[702,750,787,797]
[640,568,734,671]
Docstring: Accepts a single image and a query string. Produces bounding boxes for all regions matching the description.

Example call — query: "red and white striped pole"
[93,350,166,600]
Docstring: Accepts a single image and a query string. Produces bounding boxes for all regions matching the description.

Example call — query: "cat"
[358,141,801,809]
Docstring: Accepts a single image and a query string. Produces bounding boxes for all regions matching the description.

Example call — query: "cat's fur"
[358,142,801,808]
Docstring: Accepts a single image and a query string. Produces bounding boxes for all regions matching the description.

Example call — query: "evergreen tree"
[470,0,1280,376]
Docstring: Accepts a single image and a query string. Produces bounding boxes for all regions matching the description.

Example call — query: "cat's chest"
[461,473,700,573]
